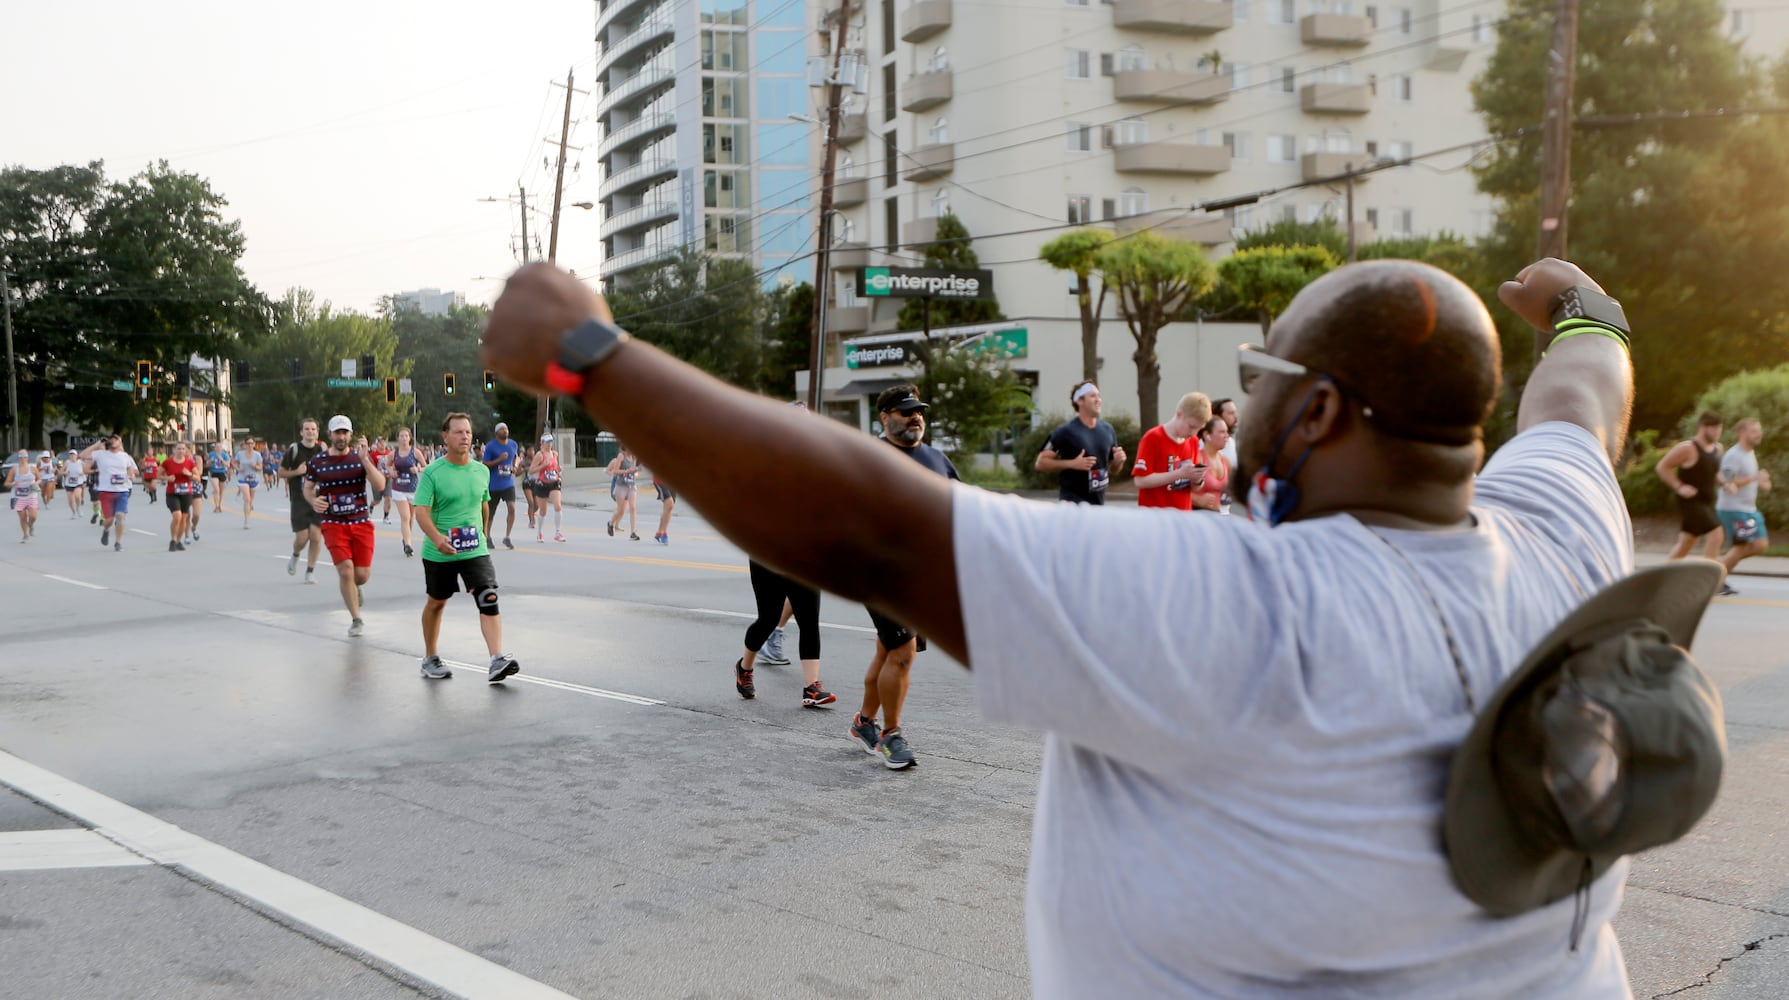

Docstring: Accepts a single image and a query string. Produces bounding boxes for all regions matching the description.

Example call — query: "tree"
[1472,0,1788,430]
[913,337,1033,465]
[232,291,410,444]
[383,298,493,438]
[0,161,270,446]
[1216,245,1338,335]
[606,250,764,389]
[1093,231,1216,426]
[897,212,1003,332]
[1039,228,1114,383]
[1235,217,1347,260]
[758,281,814,397]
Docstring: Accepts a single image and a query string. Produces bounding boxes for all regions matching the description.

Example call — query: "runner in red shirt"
[368,436,394,523]
[160,442,202,551]
[1132,393,1212,510]
[304,415,387,637]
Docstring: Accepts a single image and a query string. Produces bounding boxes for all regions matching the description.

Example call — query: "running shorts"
[391,489,416,504]
[166,494,194,514]
[98,490,130,518]
[423,554,497,602]
[1677,497,1722,538]
[533,481,561,497]
[1719,509,1769,546]
[654,482,676,502]
[867,607,926,653]
[321,519,376,567]
[489,486,517,504]
[11,492,40,512]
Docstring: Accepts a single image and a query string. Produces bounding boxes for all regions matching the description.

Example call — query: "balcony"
[901,216,941,247]
[596,64,675,118]
[1301,82,1372,115]
[901,143,955,182]
[838,112,868,144]
[827,305,871,333]
[829,243,872,271]
[1299,13,1372,47]
[1113,0,1232,34]
[1115,211,1233,245]
[595,0,654,38]
[901,0,952,42]
[598,9,674,76]
[1114,141,1230,176]
[604,242,676,277]
[1300,151,1375,182]
[598,110,676,158]
[900,70,953,112]
[1112,69,1230,106]
[598,157,676,199]
[605,200,678,234]
[832,176,867,208]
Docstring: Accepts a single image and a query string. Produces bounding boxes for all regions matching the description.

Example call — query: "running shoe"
[850,713,881,754]
[537,529,545,542]
[168,541,178,552]
[502,536,514,550]
[877,729,916,770]
[1718,582,1739,597]
[488,654,520,683]
[759,628,789,665]
[420,655,452,680]
[403,543,414,558]
[382,514,390,524]
[100,529,109,546]
[304,568,316,585]
[287,552,299,575]
[734,658,755,699]
[607,522,615,537]
[113,541,122,552]
[629,532,640,541]
[174,541,185,552]
[348,618,365,637]
[654,533,668,545]
[189,531,199,542]
[802,682,837,708]
[554,531,566,543]
[90,513,98,524]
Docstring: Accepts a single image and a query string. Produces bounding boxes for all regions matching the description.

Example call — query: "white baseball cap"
[327,415,352,433]
[540,434,553,443]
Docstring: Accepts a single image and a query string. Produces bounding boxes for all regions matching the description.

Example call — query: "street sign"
[326,378,380,389]
[398,378,413,395]
[112,380,133,392]
[340,358,356,378]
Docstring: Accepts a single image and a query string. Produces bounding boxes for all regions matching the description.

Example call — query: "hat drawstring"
[1568,856,1593,952]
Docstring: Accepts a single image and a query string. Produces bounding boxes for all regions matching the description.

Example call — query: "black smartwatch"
[543,317,629,396]
[1549,286,1629,337]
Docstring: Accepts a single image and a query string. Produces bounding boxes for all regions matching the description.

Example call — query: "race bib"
[327,493,361,516]
[1165,456,1191,492]
[1089,467,1109,493]
[172,482,196,496]
[12,484,32,498]
[448,526,482,552]
[1734,515,1760,544]
[395,473,418,492]
[110,472,127,486]
[541,468,560,484]
[497,463,511,476]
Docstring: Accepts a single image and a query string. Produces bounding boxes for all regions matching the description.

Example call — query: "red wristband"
[544,361,587,396]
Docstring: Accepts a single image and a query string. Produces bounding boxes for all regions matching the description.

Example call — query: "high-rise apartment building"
[392,288,466,317]
[595,0,814,289]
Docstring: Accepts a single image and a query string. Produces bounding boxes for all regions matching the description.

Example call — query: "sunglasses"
[1238,344,1343,395]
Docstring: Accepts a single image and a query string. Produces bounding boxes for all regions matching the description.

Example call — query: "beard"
[889,422,924,447]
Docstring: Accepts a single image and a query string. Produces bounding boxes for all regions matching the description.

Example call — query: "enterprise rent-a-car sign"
[859,266,995,300]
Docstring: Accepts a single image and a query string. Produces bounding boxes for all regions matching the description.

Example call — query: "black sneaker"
[734,658,755,700]
[607,522,615,537]
[802,682,836,708]
[174,541,186,552]
[113,541,122,552]
[168,540,178,552]
[100,529,109,546]
[502,537,514,550]
[877,729,916,770]
[403,543,414,558]
[90,513,98,524]
[1718,582,1739,597]
[850,713,881,754]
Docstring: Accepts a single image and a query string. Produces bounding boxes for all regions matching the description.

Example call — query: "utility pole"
[518,184,532,266]
[1,271,17,453]
[1535,0,1579,264]
[538,68,584,444]
[806,0,853,413]
[1345,170,1358,263]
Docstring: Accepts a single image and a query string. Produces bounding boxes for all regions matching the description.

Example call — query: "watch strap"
[547,317,630,396]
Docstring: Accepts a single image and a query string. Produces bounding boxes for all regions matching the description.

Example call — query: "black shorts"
[1678,497,1722,537]
[289,503,321,533]
[166,493,195,513]
[209,471,228,482]
[867,607,926,653]
[423,554,498,602]
[533,481,561,497]
[490,486,517,504]
[654,482,676,502]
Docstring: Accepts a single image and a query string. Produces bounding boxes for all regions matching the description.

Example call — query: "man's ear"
[1295,380,1348,446]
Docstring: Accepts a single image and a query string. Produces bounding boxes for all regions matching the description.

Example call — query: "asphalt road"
[0,486,1784,999]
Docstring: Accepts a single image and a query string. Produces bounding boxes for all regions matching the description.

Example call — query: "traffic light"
[443,372,456,396]
[362,354,376,381]
[384,377,397,403]
[136,360,152,387]
[289,358,303,383]
[232,360,250,386]
[174,361,191,388]
[484,370,497,392]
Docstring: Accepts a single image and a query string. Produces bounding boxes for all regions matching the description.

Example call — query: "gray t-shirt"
[955,422,1635,999]
[1715,444,1759,511]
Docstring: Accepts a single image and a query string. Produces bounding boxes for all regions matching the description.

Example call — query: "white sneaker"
[488,654,520,683]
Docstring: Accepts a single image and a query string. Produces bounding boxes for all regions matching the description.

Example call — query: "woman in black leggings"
[735,561,835,707]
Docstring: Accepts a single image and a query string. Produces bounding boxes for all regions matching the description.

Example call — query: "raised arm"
[480,264,966,663]
[1501,258,1633,462]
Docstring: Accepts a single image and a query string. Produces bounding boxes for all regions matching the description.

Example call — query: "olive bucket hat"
[1444,560,1727,918]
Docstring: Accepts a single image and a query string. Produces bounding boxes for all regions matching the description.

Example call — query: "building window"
[1234,205,1254,230]
[1118,44,1146,72]
[1102,197,1117,220]
[1234,0,1250,21]
[1269,0,1295,22]
[1388,207,1413,235]
[1068,195,1091,224]
[1385,139,1413,159]
[1730,9,1753,37]
[838,217,858,243]
[1223,131,1250,160]
[1066,0,1091,6]
[1227,63,1250,88]
[929,46,949,71]
[1365,5,1378,26]
[1395,73,1413,102]
[1266,134,1296,162]
[1279,204,1298,223]
[1066,49,1091,79]
[702,123,748,164]
[1321,130,1352,152]
[1280,67,1297,93]
[1117,116,1148,145]
[1472,14,1494,43]
[930,117,949,144]
[1365,207,1379,227]
[931,188,951,217]
[1395,6,1412,33]
[1067,122,1092,152]
[1120,187,1149,217]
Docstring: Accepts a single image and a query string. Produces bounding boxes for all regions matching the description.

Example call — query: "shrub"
[1616,429,1673,517]
[1689,364,1789,527]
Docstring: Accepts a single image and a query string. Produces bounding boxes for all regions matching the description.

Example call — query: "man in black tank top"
[1655,411,1726,561]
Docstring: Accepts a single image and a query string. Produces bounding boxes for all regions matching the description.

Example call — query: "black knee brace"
[474,584,501,617]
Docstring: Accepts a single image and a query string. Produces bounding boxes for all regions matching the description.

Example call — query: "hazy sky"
[5,0,604,313]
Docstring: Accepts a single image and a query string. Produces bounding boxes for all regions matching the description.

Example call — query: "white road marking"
[44,574,107,591]
[691,607,876,633]
[0,749,579,1000]
[0,829,152,872]
[440,661,666,705]
[129,528,156,537]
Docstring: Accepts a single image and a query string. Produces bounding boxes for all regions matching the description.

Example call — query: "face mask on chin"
[1242,384,1323,528]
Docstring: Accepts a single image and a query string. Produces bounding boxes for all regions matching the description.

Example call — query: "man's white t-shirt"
[954,422,1635,999]
[91,451,138,494]
[1715,445,1759,511]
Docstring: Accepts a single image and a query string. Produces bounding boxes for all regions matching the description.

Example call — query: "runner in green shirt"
[412,412,519,683]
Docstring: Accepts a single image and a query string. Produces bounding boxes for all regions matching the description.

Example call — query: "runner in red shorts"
[303,415,387,637]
